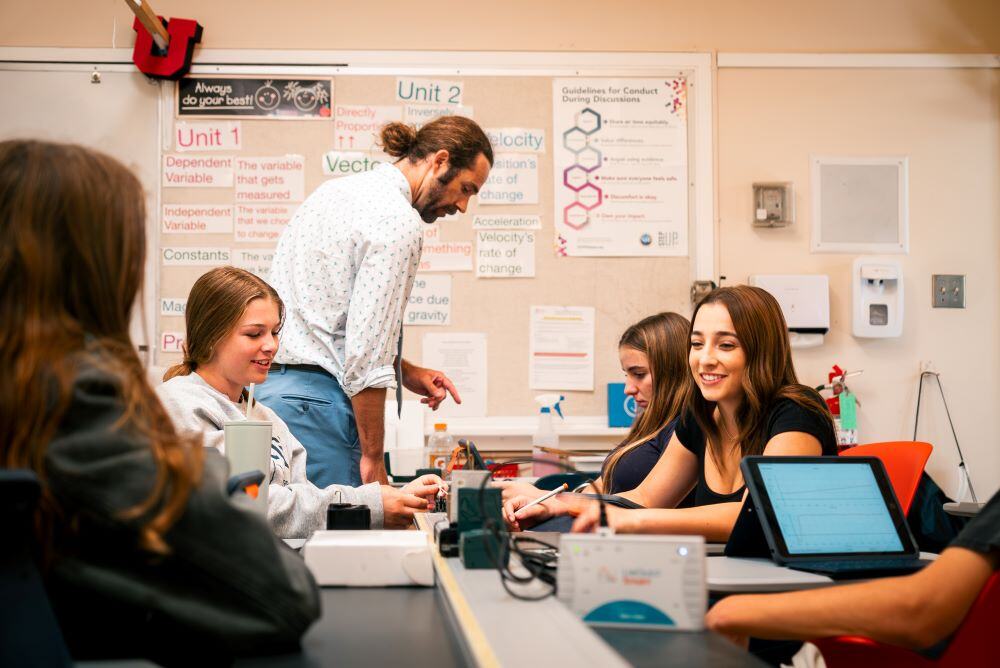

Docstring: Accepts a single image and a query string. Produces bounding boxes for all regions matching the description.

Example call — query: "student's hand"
[401,474,446,509]
[503,495,553,531]
[495,480,543,503]
[570,501,635,533]
[381,486,431,529]
[401,361,462,410]
[502,493,579,531]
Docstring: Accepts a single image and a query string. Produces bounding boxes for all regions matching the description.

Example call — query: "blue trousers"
[256,365,361,487]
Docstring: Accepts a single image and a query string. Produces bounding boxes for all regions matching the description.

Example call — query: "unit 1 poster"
[552,78,688,257]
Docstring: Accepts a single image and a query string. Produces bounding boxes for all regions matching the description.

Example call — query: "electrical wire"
[473,455,609,602]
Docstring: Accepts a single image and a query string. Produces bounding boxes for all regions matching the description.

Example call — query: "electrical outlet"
[920,360,935,373]
[932,275,965,308]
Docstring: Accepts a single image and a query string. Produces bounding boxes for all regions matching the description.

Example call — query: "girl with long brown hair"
[508,286,836,540]
[0,140,318,663]
[502,313,690,529]
[156,266,444,534]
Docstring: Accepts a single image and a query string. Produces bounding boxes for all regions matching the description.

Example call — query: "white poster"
[396,77,465,106]
[405,275,452,326]
[529,305,595,391]
[233,248,275,278]
[235,156,305,202]
[553,78,689,256]
[473,214,541,230]
[479,153,539,205]
[174,121,242,152]
[485,128,546,153]
[234,204,296,243]
[422,332,487,418]
[476,230,535,278]
[418,225,472,272]
[161,331,186,353]
[322,151,390,177]
[333,105,403,151]
[160,298,188,316]
[404,104,474,129]
[163,155,233,188]
[162,204,233,234]
[161,247,231,266]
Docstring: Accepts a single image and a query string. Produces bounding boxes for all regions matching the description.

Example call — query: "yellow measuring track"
[415,513,500,668]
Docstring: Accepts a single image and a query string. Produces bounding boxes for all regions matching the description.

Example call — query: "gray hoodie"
[156,372,384,536]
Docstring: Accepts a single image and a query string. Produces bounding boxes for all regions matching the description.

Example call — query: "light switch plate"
[932,274,965,308]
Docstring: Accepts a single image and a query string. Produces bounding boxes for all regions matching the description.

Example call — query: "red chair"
[840,441,932,515]
[812,571,1000,667]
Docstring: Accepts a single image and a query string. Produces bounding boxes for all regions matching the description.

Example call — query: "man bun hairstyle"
[379,116,494,170]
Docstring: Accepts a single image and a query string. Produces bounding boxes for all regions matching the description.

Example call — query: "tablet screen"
[756,461,904,555]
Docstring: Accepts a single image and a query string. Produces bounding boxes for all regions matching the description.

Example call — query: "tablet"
[741,456,919,565]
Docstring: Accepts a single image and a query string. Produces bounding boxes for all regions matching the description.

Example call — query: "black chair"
[0,469,71,667]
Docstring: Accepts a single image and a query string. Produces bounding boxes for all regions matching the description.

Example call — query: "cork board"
[157,73,693,417]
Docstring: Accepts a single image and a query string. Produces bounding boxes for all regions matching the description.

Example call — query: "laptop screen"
[756,461,904,555]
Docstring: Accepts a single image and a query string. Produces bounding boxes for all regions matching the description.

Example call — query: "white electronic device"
[749,274,829,348]
[557,534,706,631]
[302,531,434,587]
[852,257,903,338]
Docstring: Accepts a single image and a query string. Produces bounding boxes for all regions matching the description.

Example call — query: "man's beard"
[416,168,459,223]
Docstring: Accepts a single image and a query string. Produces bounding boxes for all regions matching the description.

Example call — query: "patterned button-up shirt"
[269,163,422,397]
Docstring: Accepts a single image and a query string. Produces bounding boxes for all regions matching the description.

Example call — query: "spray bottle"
[532,394,565,476]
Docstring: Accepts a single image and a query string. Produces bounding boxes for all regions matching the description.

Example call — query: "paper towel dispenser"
[749,274,830,348]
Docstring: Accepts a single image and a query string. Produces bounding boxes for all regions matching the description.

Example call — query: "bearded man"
[259,116,493,486]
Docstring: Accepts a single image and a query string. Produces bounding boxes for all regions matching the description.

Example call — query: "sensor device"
[557,534,706,631]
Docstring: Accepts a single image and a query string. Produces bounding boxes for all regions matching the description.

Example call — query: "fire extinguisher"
[815,364,863,451]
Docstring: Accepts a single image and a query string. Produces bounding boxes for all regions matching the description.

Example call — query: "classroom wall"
[1,1,998,53]
[717,67,1000,500]
[3,1,997,495]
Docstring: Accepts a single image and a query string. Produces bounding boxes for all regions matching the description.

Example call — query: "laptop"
[741,456,926,578]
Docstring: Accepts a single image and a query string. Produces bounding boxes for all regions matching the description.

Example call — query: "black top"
[951,490,1000,563]
[601,419,677,494]
[675,398,838,506]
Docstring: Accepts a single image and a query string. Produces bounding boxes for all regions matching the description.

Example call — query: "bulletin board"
[1,50,714,421]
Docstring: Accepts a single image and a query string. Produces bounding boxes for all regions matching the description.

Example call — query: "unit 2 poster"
[552,78,688,257]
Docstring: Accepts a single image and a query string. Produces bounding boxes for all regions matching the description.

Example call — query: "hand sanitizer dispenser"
[852,257,903,338]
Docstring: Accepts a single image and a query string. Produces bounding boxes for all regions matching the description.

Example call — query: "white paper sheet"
[235,155,305,202]
[422,333,487,418]
[529,306,595,391]
[234,204,295,243]
[163,155,234,188]
[475,230,535,278]
[162,204,233,234]
[484,127,546,153]
[333,105,402,151]
[174,121,242,152]
[405,275,452,325]
[479,153,539,205]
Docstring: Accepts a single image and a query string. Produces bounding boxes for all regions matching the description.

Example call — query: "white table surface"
[707,553,939,593]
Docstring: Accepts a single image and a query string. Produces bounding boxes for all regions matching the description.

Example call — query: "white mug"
[223,420,272,512]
